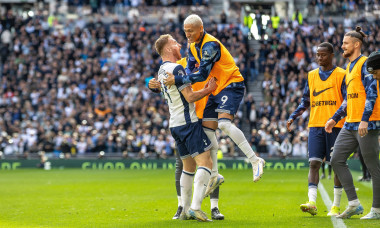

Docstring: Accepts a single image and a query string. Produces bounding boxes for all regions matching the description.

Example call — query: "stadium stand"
[0,0,379,160]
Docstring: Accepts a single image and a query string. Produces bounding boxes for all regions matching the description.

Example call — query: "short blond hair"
[184,14,203,27]
[155,34,172,56]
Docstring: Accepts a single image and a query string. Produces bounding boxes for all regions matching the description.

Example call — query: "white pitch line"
[318,183,347,228]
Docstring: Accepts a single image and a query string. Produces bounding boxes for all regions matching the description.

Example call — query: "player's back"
[157,62,198,128]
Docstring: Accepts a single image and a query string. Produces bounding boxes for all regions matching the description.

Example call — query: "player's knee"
[309,161,321,170]
[218,120,232,134]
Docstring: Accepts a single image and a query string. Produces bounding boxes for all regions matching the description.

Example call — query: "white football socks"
[348,199,360,207]
[177,196,182,207]
[203,128,218,178]
[218,119,258,163]
[180,170,194,213]
[190,167,211,210]
[333,186,343,207]
[211,199,219,209]
[308,185,318,203]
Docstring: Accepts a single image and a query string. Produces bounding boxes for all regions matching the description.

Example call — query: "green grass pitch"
[0,168,378,227]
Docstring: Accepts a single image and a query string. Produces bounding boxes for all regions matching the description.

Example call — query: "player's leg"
[210,187,224,220]
[214,85,264,182]
[321,162,326,179]
[331,128,363,219]
[202,97,225,218]
[181,156,196,219]
[172,152,183,219]
[203,127,224,198]
[326,128,343,216]
[300,127,325,216]
[328,164,332,179]
[170,127,194,220]
[357,130,380,220]
[188,150,212,222]
[185,121,213,222]
[357,147,370,181]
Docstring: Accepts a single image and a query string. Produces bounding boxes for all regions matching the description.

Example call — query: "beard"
[342,49,354,58]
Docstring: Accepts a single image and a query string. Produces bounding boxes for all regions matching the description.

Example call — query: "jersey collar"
[195,30,207,49]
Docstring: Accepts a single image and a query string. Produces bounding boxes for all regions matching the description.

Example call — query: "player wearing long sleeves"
[325,27,380,220]
[287,42,345,216]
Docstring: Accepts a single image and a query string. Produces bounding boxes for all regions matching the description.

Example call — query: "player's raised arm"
[180,77,217,103]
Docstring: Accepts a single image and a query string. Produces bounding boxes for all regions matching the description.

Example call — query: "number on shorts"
[221,95,228,105]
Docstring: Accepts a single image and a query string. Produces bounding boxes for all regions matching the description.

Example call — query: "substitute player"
[287,42,345,216]
[325,27,380,219]
[155,34,216,222]
[164,14,265,182]
[149,57,225,220]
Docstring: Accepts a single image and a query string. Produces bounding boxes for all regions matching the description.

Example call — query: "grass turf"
[0,168,378,227]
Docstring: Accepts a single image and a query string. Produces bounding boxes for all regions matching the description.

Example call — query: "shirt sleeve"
[289,80,310,120]
[361,61,378,122]
[185,50,196,75]
[330,76,348,122]
[173,65,191,91]
[341,76,347,100]
[174,41,221,85]
[331,99,347,123]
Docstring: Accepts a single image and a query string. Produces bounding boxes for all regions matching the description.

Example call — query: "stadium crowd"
[0,3,248,159]
[248,0,380,158]
[0,1,379,159]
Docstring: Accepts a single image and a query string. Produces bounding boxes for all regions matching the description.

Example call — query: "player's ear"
[165,45,171,53]
[355,41,360,48]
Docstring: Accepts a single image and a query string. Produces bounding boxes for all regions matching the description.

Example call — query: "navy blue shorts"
[170,121,212,159]
[308,127,341,164]
[203,82,245,121]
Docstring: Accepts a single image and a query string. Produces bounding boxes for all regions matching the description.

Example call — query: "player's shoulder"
[335,66,346,75]
[160,61,180,72]
[308,68,319,76]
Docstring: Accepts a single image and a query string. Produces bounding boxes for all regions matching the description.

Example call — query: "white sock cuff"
[198,166,211,175]
[182,170,195,176]
[202,127,216,132]
[348,199,360,207]
[218,118,231,124]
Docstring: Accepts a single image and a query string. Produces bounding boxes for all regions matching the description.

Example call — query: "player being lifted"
[164,14,265,182]
[287,42,345,216]
[155,34,217,222]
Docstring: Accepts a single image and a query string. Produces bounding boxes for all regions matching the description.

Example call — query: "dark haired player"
[287,42,345,216]
[325,27,380,219]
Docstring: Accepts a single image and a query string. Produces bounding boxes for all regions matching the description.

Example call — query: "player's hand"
[286,119,293,132]
[358,121,369,137]
[163,72,175,88]
[148,78,160,90]
[325,119,336,133]
[205,77,217,92]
